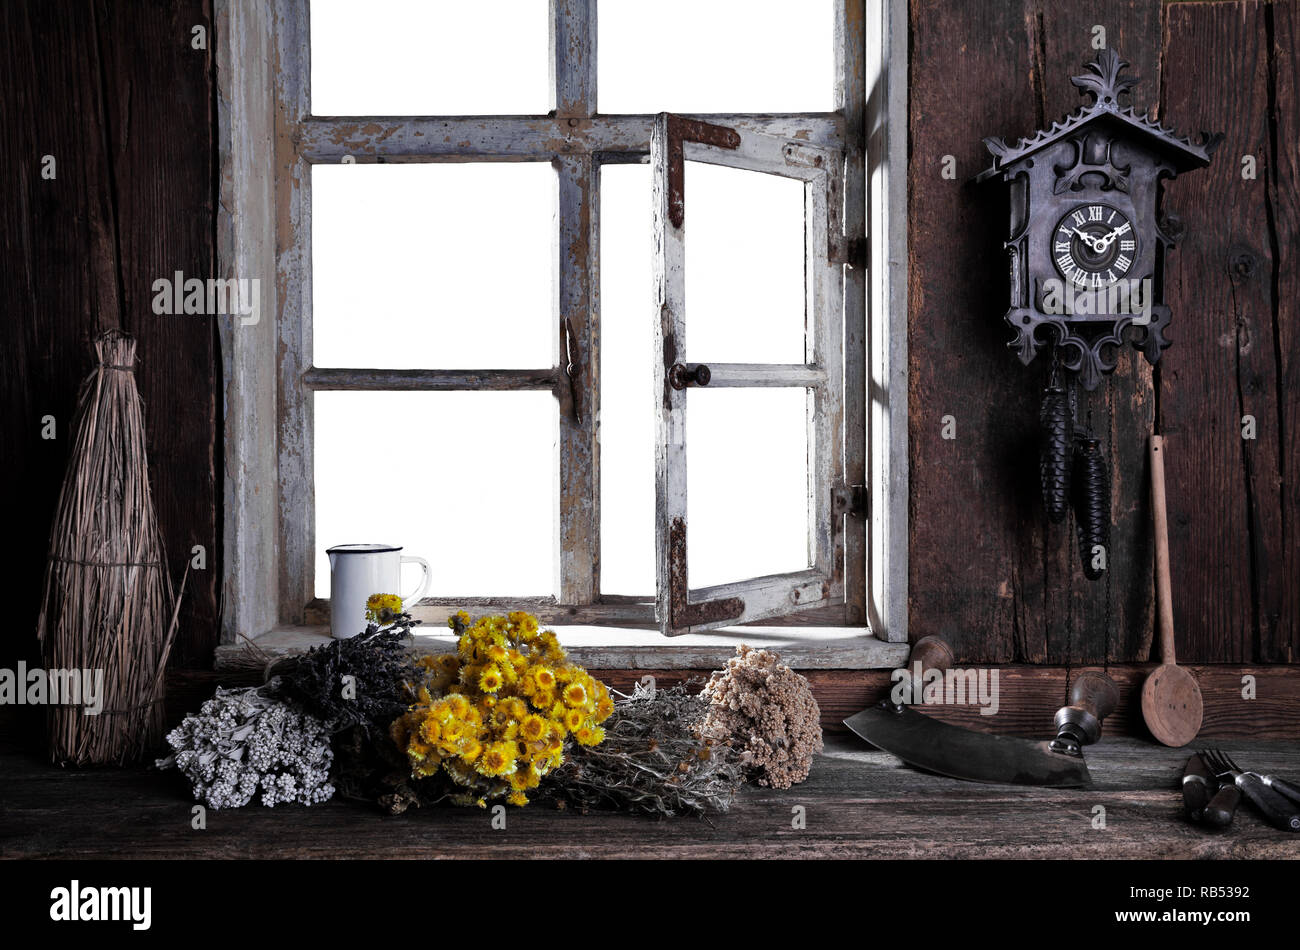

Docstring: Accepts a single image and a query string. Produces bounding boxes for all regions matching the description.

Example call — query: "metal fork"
[1217,750,1300,805]
[1202,748,1300,832]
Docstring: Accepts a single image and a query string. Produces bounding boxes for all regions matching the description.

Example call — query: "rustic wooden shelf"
[3,733,1296,859]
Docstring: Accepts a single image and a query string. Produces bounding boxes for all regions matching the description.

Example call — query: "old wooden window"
[217,0,908,648]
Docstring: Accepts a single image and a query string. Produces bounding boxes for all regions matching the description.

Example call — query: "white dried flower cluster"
[701,645,823,789]
[157,686,335,809]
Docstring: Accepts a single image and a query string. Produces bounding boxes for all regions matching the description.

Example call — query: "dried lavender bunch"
[548,683,745,818]
[156,685,334,809]
[701,645,823,789]
[270,618,419,738]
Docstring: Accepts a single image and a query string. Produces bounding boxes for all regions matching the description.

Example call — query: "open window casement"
[651,113,849,636]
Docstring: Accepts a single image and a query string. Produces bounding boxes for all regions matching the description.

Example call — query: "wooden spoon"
[1141,435,1203,747]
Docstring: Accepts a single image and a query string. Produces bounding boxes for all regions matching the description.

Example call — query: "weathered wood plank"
[217,0,280,647]
[297,114,846,162]
[1265,0,1299,662]
[555,154,599,603]
[0,0,219,666]
[4,731,1297,860]
[697,364,828,388]
[1160,1,1275,663]
[1035,1,1162,666]
[908,0,1043,663]
[275,0,314,625]
[550,0,596,117]
[838,0,869,627]
[303,367,559,391]
[866,0,910,643]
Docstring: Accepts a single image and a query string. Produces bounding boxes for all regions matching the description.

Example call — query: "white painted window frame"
[215,0,908,649]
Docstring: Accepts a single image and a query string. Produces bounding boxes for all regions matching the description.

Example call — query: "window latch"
[668,362,711,390]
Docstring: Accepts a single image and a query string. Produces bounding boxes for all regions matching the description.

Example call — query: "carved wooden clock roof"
[976,49,1223,183]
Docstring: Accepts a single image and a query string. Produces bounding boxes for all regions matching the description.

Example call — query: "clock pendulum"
[977,48,1221,578]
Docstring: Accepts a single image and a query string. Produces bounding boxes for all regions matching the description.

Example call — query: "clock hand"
[1072,228,1102,252]
[1094,230,1119,252]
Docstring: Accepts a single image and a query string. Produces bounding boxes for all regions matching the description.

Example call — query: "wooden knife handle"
[1068,670,1119,724]
[1203,784,1241,828]
[909,635,955,674]
[1053,671,1119,747]
[1182,753,1214,821]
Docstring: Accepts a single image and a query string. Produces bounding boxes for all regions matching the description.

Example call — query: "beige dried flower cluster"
[701,645,823,789]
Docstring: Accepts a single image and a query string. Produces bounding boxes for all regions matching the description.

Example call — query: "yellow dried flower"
[395,612,610,808]
[479,665,504,693]
[477,741,518,777]
[520,714,547,742]
[365,593,403,624]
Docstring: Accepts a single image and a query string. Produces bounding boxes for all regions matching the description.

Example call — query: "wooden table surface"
[3,733,1298,859]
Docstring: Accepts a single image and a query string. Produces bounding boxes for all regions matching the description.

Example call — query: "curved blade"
[844,704,1092,788]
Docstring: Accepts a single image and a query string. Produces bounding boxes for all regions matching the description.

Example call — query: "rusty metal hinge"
[833,483,869,519]
[836,236,869,270]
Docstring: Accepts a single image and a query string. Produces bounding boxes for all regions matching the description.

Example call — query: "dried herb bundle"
[36,331,183,765]
[270,619,419,738]
[702,645,823,789]
[157,685,334,809]
[548,683,745,818]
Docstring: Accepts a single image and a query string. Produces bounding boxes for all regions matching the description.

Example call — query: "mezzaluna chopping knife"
[845,638,1119,787]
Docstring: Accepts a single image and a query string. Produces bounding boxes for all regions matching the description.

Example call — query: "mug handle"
[400,555,431,609]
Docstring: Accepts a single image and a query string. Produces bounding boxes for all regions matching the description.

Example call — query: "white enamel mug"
[326,543,431,639]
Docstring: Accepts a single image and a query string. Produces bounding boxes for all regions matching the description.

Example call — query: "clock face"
[1052,203,1138,287]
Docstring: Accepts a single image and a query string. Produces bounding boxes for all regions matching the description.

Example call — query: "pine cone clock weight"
[1038,383,1072,523]
[1071,434,1110,581]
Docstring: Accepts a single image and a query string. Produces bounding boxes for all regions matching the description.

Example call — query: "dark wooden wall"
[0,0,219,670]
[1,1,1294,673]
[909,0,1298,664]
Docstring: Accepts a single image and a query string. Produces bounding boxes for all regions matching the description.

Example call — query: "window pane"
[685,162,806,364]
[314,391,556,599]
[310,0,549,115]
[598,0,835,113]
[686,387,811,589]
[599,165,656,595]
[312,164,553,369]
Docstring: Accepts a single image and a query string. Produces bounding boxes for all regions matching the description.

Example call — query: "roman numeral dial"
[1052,203,1138,286]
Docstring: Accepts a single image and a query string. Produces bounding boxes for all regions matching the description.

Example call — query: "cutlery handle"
[1181,760,1213,821]
[1236,773,1300,831]
[1261,774,1300,804]
[1203,784,1241,828]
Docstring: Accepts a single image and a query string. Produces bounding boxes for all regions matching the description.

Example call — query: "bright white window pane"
[598,0,834,113]
[685,162,806,363]
[686,388,810,589]
[310,0,549,115]
[314,391,556,599]
[312,164,553,369]
[599,164,656,595]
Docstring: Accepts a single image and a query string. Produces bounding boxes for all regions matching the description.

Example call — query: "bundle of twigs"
[549,683,746,818]
[37,330,183,765]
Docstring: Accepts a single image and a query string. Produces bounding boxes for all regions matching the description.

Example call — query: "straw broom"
[36,329,184,765]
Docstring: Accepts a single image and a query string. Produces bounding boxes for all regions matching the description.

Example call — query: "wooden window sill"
[214,624,909,672]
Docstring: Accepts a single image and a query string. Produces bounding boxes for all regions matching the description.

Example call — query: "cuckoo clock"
[977,48,1222,390]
